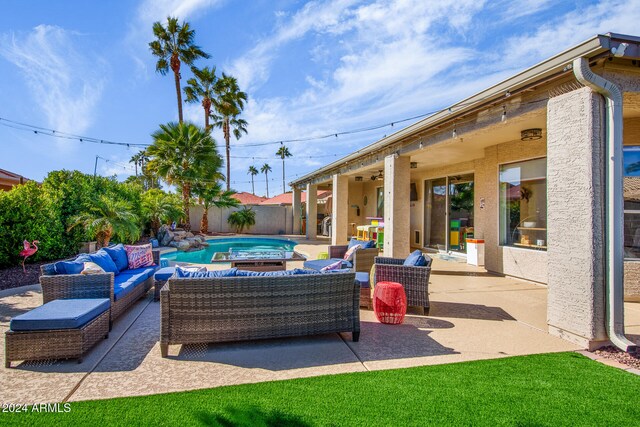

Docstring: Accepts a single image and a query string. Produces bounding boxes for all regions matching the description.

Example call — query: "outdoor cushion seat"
[113,270,153,300]
[53,260,85,275]
[154,266,176,282]
[119,266,156,280]
[303,258,352,271]
[355,272,370,288]
[9,298,110,332]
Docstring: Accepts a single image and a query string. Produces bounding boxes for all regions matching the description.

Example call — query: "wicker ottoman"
[5,298,110,368]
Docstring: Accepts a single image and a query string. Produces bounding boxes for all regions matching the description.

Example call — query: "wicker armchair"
[374,256,432,315]
[40,250,160,321]
[329,245,378,273]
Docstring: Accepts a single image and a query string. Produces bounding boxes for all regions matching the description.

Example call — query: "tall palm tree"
[192,182,239,232]
[149,16,210,123]
[146,122,223,230]
[276,145,292,194]
[211,73,248,190]
[184,65,217,130]
[68,195,141,248]
[129,150,149,176]
[260,163,272,198]
[247,166,259,195]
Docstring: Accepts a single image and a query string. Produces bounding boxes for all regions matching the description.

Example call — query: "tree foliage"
[227,207,256,234]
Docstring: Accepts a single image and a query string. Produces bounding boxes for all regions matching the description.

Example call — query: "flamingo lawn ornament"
[20,240,39,273]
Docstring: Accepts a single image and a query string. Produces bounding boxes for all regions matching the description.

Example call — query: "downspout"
[573,57,637,352]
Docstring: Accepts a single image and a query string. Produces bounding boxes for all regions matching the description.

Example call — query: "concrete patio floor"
[2,238,636,404]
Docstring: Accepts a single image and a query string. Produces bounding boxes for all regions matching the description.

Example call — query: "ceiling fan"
[371,170,383,181]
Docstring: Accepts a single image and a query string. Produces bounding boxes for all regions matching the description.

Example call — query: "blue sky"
[1,0,639,196]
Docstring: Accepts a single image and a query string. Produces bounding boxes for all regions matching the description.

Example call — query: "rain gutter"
[573,57,637,353]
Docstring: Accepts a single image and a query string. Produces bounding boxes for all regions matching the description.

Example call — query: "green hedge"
[0,171,145,268]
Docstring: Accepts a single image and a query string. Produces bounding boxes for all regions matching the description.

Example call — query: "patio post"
[546,87,608,349]
[332,174,349,245]
[383,154,410,257]
[292,187,302,234]
[306,183,317,240]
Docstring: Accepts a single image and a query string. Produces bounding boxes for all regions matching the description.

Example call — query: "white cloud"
[501,0,640,69]
[0,25,107,134]
[137,0,225,25]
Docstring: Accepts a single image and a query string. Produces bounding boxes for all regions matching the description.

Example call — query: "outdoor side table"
[373,281,407,324]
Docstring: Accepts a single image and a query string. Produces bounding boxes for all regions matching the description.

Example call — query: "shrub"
[227,207,256,234]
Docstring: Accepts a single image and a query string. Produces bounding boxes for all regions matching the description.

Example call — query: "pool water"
[161,238,298,264]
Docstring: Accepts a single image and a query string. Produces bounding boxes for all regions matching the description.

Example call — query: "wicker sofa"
[374,255,432,315]
[160,270,359,357]
[40,249,160,321]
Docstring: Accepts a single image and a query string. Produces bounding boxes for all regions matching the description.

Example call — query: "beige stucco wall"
[190,205,293,235]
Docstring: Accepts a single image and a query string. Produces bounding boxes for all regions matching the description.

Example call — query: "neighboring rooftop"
[260,190,332,205]
[0,168,33,191]
[232,192,268,205]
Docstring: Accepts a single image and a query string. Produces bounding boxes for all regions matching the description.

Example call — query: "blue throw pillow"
[77,250,119,275]
[403,250,428,267]
[103,244,129,272]
[175,267,237,278]
[53,261,85,275]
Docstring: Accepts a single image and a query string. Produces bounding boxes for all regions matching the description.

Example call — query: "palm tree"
[247,166,259,195]
[141,189,183,236]
[68,195,141,248]
[276,145,292,194]
[149,16,210,123]
[184,65,217,130]
[227,207,256,234]
[260,163,272,198]
[129,150,149,176]
[211,73,248,190]
[146,122,223,230]
[192,183,239,233]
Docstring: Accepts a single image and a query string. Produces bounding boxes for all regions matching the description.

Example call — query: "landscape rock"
[169,240,191,251]
[157,225,174,247]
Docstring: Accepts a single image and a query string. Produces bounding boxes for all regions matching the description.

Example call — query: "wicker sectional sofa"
[40,249,160,321]
[160,269,359,357]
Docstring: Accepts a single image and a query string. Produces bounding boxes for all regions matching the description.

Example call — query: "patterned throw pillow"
[125,244,155,270]
[81,262,105,275]
[343,245,360,262]
[320,259,343,272]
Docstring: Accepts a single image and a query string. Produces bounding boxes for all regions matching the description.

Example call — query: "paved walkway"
[0,239,615,404]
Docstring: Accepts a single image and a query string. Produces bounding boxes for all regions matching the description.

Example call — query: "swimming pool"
[161,237,298,264]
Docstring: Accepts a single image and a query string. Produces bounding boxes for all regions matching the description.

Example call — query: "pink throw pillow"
[320,260,343,272]
[343,245,360,261]
[124,244,154,269]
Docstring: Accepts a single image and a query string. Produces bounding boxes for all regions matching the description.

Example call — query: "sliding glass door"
[424,174,474,253]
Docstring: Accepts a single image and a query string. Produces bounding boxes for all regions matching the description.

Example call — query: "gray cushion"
[10,298,110,331]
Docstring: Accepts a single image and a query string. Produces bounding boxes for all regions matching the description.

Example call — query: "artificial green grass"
[3,352,640,426]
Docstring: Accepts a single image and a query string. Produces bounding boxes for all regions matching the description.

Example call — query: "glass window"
[499,158,547,250]
[624,147,640,259]
[376,187,384,218]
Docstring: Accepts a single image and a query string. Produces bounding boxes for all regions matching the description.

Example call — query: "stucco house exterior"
[290,33,640,351]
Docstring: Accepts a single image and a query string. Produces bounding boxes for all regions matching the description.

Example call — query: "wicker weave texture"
[160,272,360,356]
[40,250,159,320]
[374,256,431,313]
[328,245,378,273]
[5,309,110,368]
